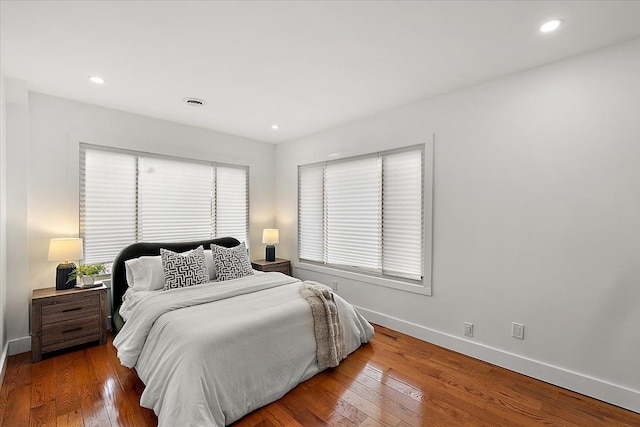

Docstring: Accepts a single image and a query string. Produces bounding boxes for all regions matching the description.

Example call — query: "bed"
[110,237,375,426]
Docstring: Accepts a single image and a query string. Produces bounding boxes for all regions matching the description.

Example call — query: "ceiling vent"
[183,97,206,106]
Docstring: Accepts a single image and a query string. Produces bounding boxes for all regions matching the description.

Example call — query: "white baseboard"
[356,306,640,414]
[8,336,30,356]
[0,341,8,388]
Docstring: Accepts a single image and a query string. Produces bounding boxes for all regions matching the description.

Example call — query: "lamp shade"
[48,238,83,262]
[262,229,280,245]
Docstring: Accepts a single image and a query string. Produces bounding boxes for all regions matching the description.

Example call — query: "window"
[298,145,425,286]
[80,143,248,263]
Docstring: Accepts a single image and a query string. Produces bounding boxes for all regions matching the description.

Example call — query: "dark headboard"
[111,237,241,319]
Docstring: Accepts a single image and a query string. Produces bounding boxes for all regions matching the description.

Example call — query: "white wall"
[4,92,276,352]
[0,74,8,377]
[4,78,30,355]
[276,38,640,411]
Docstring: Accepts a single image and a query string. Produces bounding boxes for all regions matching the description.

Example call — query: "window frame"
[297,141,433,295]
[79,142,249,264]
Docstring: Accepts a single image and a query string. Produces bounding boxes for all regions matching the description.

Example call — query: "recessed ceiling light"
[183,97,206,107]
[540,19,562,33]
[271,124,280,130]
[89,76,105,84]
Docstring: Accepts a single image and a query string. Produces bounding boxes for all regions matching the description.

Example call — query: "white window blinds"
[139,156,215,242]
[80,149,137,264]
[215,166,249,245]
[326,157,382,271]
[298,165,325,262]
[80,144,249,264]
[298,145,424,282]
[382,150,423,279]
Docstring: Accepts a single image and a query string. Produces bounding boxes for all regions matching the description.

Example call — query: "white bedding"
[113,272,374,426]
[118,269,267,322]
[119,288,156,322]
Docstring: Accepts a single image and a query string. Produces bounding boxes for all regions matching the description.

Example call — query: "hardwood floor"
[1,324,638,426]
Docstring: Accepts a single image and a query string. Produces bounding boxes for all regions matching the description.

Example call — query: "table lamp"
[48,238,83,290]
[262,229,279,262]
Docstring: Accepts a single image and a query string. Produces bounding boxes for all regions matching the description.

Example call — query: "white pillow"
[124,248,216,291]
[125,255,165,291]
[204,249,216,281]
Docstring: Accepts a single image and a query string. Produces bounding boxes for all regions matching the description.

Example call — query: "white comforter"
[113,272,374,426]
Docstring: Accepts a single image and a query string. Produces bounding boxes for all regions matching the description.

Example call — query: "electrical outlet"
[512,322,524,339]
[463,322,474,337]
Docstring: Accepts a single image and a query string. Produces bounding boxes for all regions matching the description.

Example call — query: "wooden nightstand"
[31,285,108,363]
[251,258,292,276]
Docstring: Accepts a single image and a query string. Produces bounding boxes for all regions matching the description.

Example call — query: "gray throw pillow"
[210,242,254,281]
[161,245,210,290]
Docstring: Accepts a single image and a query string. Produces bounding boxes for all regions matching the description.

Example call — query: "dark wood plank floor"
[1,324,638,426]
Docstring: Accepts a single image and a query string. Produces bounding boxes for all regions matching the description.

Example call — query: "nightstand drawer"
[42,294,100,324]
[251,258,292,276]
[41,314,101,347]
[261,264,290,274]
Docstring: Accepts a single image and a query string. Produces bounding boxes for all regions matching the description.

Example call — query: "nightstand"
[251,258,292,276]
[31,285,108,363]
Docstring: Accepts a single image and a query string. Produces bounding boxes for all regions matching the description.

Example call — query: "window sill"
[295,262,432,296]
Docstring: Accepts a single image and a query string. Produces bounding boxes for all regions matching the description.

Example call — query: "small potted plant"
[67,263,106,287]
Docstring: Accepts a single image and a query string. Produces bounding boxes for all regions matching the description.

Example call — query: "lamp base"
[265,245,276,262]
[56,262,76,290]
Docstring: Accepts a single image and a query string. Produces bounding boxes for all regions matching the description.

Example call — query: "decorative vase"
[81,275,95,286]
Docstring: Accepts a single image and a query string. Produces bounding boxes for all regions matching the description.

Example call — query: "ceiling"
[2,1,640,144]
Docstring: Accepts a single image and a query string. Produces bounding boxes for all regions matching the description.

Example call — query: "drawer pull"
[62,307,82,313]
[63,327,83,334]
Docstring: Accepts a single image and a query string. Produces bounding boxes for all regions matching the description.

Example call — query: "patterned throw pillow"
[161,246,210,290]
[210,242,254,281]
